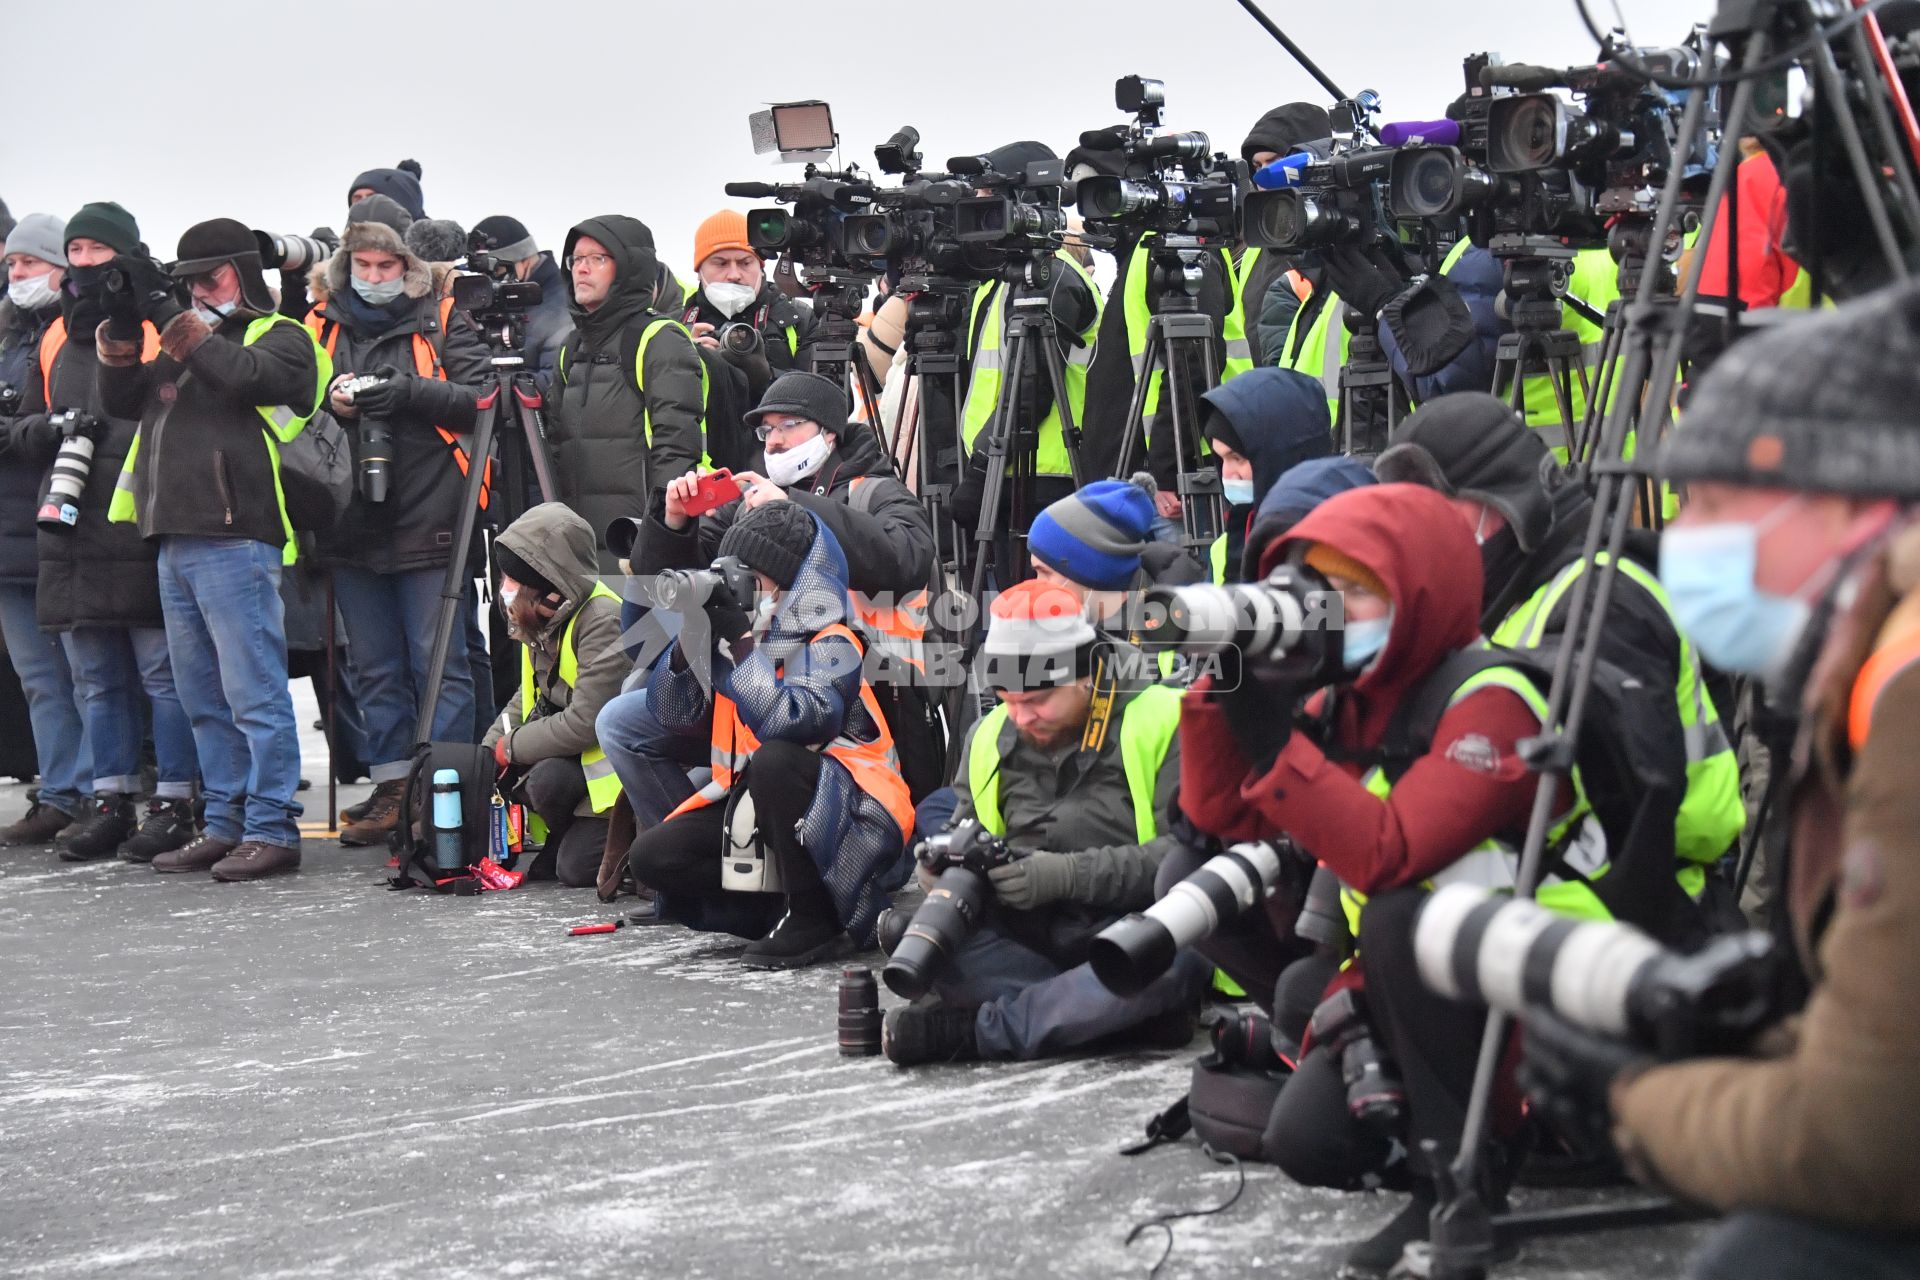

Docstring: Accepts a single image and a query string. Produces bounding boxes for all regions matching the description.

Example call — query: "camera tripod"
[882,277,972,612]
[804,268,887,434]
[1109,238,1226,562]
[1487,235,1593,466]
[1335,309,1409,458]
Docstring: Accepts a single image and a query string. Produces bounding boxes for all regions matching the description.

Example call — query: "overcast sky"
[4,0,1715,270]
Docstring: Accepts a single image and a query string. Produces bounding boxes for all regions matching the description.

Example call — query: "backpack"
[277,407,354,532]
[389,742,505,891]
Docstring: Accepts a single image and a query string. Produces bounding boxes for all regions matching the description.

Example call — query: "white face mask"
[765,431,832,489]
[195,300,237,325]
[351,274,407,306]
[704,280,758,319]
[7,273,57,310]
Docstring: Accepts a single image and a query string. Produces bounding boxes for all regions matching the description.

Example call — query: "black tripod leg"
[326,571,338,834]
[1038,330,1086,490]
[1112,331,1162,480]
[414,388,501,748]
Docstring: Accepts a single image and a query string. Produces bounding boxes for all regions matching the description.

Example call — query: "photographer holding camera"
[882,579,1204,1065]
[99,218,330,881]
[625,503,912,969]
[306,194,493,846]
[1179,482,1610,1274]
[546,214,706,572]
[1518,289,1920,1280]
[468,215,569,382]
[480,503,625,888]
[1233,103,1331,367]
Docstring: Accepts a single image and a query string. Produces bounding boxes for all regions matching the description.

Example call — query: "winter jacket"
[0,297,62,586]
[678,280,813,472]
[649,512,907,943]
[1236,246,1307,368]
[481,502,626,817]
[98,307,322,551]
[309,231,490,575]
[1694,148,1801,310]
[547,216,705,572]
[519,251,572,384]
[635,421,932,600]
[1611,520,1920,1229]
[1200,368,1333,579]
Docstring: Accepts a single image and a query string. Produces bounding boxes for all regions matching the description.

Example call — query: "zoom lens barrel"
[36,433,94,532]
[881,866,993,999]
[1089,841,1284,995]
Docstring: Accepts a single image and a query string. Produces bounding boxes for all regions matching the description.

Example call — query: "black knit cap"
[717,501,817,589]
[1242,103,1334,163]
[743,370,850,437]
[473,214,536,261]
[1374,392,1558,551]
[494,543,559,599]
[64,201,141,257]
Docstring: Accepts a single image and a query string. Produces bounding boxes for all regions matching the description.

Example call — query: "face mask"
[351,274,407,306]
[8,274,57,310]
[1222,476,1256,507]
[1659,503,1814,682]
[1343,612,1393,671]
[195,300,237,325]
[705,281,757,319]
[766,431,832,488]
[499,583,520,611]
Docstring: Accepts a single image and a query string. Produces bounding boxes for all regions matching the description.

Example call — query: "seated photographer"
[677,210,812,471]
[1523,292,1920,1280]
[1179,483,1608,1274]
[480,503,625,889]
[1376,393,1742,932]
[883,580,1208,1066]
[626,503,912,969]
[469,215,570,383]
[1028,476,1204,629]
[1197,367,1332,582]
[307,195,492,847]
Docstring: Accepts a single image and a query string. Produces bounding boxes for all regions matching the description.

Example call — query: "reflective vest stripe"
[960,252,1102,478]
[845,476,930,671]
[968,684,1181,845]
[1279,286,1346,410]
[634,316,711,461]
[513,580,624,813]
[1209,533,1228,585]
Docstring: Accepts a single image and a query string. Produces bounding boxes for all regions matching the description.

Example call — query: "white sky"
[3,0,1715,270]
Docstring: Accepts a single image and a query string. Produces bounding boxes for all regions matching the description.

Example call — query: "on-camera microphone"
[1252,151,1316,190]
[1077,126,1132,152]
[723,182,778,198]
[1481,63,1566,92]
[1379,118,1463,148]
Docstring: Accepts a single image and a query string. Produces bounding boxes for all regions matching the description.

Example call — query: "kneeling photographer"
[882,580,1206,1066]
[309,195,492,846]
[1179,483,1609,1275]
[1515,290,1920,1280]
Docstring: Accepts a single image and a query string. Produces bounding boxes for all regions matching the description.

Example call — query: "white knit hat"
[978,580,1098,690]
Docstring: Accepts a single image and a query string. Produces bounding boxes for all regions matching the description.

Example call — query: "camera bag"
[277,407,354,531]
[1123,1054,1291,1164]
[389,742,506,892]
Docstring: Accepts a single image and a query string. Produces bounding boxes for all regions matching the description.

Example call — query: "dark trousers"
[1690,1212,1920,1280]
[626,740,828,937]
[521,756,609,890]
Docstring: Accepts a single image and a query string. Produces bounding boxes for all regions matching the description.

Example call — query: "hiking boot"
[59,794,138,862]
[0,798,74,847]
[740,906,854,970]
[211,840,302,882]
[118,798,199,864]
[339,779,406,846]
[1341,1188,1437,1278]
[882,1004,981,1066]
[339,790,379,824]
[153,834,238,874]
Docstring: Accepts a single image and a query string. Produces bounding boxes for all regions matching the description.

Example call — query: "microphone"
[723,182,777,198]
[1077,125,1132,152]
[1481,63,1566,92]
[1251,151,1316,190]
[1379,118,1463,148]
[946,155,991,176]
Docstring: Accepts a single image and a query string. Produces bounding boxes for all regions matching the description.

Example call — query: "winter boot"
[882,1003,981,1066]
[212,840,302,881]
[153,834,237,874]
[118,797,200,864]
[339,779,406,846]
[59,794,138,862]
[0,796,74,847]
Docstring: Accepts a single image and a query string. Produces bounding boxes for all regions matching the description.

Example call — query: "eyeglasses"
[754,416,816,443]
[564,253,613,272]
[181,269,225,291]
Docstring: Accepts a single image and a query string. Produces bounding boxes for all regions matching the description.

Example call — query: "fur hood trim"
[324,219,434,301]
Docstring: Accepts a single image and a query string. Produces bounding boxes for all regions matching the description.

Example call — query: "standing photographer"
[99,219,329,881]
[1233,103,1332,367]
[546,214,706,573]
[468,215,569,383]
[1524,288,1920,1279]
[307,195,491,846]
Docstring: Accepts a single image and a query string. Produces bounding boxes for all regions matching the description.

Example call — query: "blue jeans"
[595,682,707,828]
[158,536,301,846]
[1690,1212,1920,1280]
[0,582,89,815]
[62,626,197,799]
[331,566,480,782]
[932,925,1211,1060]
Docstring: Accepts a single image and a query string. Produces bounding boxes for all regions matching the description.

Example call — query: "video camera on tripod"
[1074,75,1248,242]
[454,228,546,352]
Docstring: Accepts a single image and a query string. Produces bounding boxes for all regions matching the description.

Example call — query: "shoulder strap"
[1372,647,1545,784]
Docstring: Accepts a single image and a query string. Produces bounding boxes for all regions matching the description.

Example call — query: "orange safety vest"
[308,295,492,509]
[1848,619,1920,751]
[39,317,161,401]
[665,621,914,840]
[1282,267,1312,302]
[845,476,929,671]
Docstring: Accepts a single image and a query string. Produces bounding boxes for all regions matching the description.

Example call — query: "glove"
[702,576,752,645]
[346,367,415,418]
[493,733,512,775]
[1518,1011,1654,1146]
[987,850,1075,911]
[1313,243,1404,322]
[1210,647,1299,772]
[12,416,64,456]
[118,255,186,329]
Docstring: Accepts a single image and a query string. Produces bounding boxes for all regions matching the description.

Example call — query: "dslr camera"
[1075,76,1248,241]
[881,820,1019,999]
[649,554,760,615]
[36,410,105,533]
[1242,94,1401,253]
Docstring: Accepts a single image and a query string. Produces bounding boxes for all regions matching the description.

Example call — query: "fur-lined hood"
[322,218,434,302]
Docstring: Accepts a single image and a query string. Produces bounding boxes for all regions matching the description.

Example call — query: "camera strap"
[1078,651,1121,756]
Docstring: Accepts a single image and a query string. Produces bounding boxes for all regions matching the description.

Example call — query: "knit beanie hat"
[494,543,559,600]
[405,218,467,264]
[64,201,141,257]
[348,160,426,221]
[1242,102,1334,163]
[472,214,536,262]
[5,214,68,267]
[1374,392,1558,551]
[979,580,1100,691]
[693,209,755,271]
[1029,477,1155,591]
[344,194,412,240]
[1303,544,1388,600]
[745,370,850,437]
[717,500,817,589]
[1656,277,1920,497]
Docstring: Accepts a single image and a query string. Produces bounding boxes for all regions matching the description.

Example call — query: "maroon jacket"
[1180,483,1565,895]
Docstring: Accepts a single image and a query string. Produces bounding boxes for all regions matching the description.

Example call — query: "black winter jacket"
[0,298,61,587]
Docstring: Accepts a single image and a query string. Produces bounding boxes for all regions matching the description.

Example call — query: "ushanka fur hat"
[324,195,434,302]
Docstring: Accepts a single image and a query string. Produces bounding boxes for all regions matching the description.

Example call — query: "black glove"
[702,576,752,645]
[10,416,65,457]
[118,255,187,329]
[346,367,415,419]
[1517,1011,1653,1147]
[1210,645,1300,771]
[1313,244,1404,322]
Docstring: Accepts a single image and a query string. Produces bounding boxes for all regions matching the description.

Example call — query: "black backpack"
[389,742,503,892]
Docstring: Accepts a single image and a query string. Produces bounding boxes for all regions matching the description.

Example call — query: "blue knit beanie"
[1028,477,1155,592]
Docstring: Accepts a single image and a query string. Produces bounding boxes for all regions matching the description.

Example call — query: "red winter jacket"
[1696,148,1801,310]
[1180,483,1568,896]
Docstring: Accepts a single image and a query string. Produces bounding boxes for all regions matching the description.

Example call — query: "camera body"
[36,410,104,532]
[652,554,760,615]
[1244,145,1398,252]
[880,819,1019,999]
[716,322,763,358]
[1308,988,1408,1134]
[458,228,546,352]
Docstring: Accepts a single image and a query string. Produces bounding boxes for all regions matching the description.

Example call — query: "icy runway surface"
[0,699,1707,1278]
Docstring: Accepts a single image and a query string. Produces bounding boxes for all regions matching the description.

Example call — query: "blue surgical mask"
[1222,476,1256,507]
[1343,612,1393,670]
[351,274,407,306]
[1658,501,1810,682]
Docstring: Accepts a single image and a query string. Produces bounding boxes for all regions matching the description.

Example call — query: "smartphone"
[683,468,743,518]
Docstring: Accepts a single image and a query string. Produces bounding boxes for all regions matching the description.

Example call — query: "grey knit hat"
[1656,280,1920,497]
[4,214,68,268]
[405,218,468,264]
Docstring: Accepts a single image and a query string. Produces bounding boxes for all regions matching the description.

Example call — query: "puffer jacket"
[0,297,62,586]
[309,222,490,574]
[519,251,571,384]
[1200,367,1333,577]
[480,502,627,817]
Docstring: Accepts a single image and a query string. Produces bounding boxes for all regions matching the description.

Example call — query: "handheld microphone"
[723,182,777,198]
[1379,118,1463,148]
[1252,151,1316,190]
[1481,63,1566,92]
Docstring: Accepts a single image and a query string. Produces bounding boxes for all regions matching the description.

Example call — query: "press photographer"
[1233,102,1332,367]
[307,194,492,847]
[1514,286,1920,1280]
[468,214,570,382]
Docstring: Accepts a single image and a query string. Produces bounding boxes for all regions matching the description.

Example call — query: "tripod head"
[1488,232,1577,332]
[895,275,973,357]
[806,266,882,324]
[1143,234,1212,311]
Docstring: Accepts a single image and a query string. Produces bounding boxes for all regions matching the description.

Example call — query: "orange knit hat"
[1303,544,1388,601]
[693,209,754,270]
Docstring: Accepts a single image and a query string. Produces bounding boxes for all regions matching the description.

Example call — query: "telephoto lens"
[1089,840,1288,997]
[1307,988,1407,1134]
[36,412,97,532]
[357,420,394,504]
[837,966,882,1056]
[1295,863,1350,950]
[718,322,762,357]
[1206,1007,1289,1072]
[252,230,333,274]
[880,821,1014,1000]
